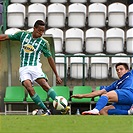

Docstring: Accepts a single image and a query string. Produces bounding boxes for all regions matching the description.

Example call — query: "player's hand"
[71,94,83,99]
[56,75,62,84]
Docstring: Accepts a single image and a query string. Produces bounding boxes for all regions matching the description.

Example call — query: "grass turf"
[0,115,133,133]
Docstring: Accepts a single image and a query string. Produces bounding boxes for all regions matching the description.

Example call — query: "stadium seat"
[90,0,107,3]
[128,4,133,27]
[45,28,64,53]
[85,28,104,54]
[69,0,87,3]
[71,86,92,109]
[65,28,84,54]
[68,3,86,28]
[0,4,3,25]
[26,86,48,114]
[47,3,66,28]
[90,53,109,79]
[27,3,46,27]
[50,0,67,3]
[106,28,125,54]
[88,3,107,28]
[48,86,70,102]
[55,53,68,79]
[94,86,100,102]
[7,3,26,28]
[30,0,48,3]
[70,53,89,79]
[5,28,21,35]
[111,53,130,79]
[10,0,28,3]
[126,28,133,53]
[108,2,127,27]
[4,86,27,115]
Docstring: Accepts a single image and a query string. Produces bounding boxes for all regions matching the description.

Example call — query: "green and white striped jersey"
[8,31,52,67]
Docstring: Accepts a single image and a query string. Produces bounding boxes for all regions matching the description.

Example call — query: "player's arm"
[71,89,107,99]
[0,34,10,41]
[47,56,62,84]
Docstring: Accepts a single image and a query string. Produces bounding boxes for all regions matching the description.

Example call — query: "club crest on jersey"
[23,44,34,53]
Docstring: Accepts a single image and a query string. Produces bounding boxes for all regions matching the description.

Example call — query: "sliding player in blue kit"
[72,62,133,115]
[0,20,70,115]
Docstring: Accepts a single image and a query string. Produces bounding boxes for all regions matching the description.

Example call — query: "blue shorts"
[112,89,133,110]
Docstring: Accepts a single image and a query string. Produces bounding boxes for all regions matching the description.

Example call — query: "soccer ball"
[32,109,44,115]
[53,96,68,110]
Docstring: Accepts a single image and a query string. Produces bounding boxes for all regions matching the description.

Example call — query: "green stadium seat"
[48,86,70,102]
[4,86,27,115]
[94,86,100,102]
[26,86,48,114]
[71,86,92,110]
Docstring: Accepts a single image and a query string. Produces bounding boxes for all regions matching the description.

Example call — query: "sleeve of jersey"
[42,40,52,57]
[8,31,22,41]
[104,81,117,92]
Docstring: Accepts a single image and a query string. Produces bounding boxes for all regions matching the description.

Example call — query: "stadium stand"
[45,28,64,53]
[90,0,107,3]
[90,53,109,79]
[55,53,68,79]
[68,3,86,28]
[128,4,133,27]
[70,53,88,79]
[71,86,92,110]
[65,28,84,54]
[85,28,104,54]
[27,3,46,28]
[4,86,27,115]
[30,0,48,3]
[47,3,66,28]
[7,3,25,28]
[126,28,133,53]
[108,2,127,28]
[69,0,87,3]
[105,28,125,54]
[88,3,107,28]
[10,0,28,3]
[26,86,48,114]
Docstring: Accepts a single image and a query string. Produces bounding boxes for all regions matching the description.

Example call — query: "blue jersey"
[103,69,133,93]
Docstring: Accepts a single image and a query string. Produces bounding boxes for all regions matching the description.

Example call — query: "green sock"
[31,93,48,111]
[48,88,57,100]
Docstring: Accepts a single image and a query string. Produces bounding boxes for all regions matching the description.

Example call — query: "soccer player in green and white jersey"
[0,20,70,115]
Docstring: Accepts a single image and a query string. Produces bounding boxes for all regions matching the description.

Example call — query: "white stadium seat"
[108,2,127,27]
[85,28,104,54]
[70,53,89,79]
[90,53,109,79]
[69,0,87,4]
[106,28,125,54]
[30,0,48,3]
[128,4,133,27]
[88,3,107,28]
[28,3,46,27]
[49,0,67,3]
[45,28,64,53]
[65,28,84,54]
[68,3,86,28]
[7,3,25,28]
[90,0,107,3]
[126,28,133,53]
[47,3,66,28]
[10,0,27,3]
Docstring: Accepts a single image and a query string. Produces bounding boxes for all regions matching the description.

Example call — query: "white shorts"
[19,65,48,83]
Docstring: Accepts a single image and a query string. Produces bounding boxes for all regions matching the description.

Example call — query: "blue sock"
[108,109,128,115]
[31,93,48,111]
[48,88,57,100]
[95,96,108,111]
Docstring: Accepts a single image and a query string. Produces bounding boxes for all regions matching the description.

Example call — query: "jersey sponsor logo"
[23,44,34,53]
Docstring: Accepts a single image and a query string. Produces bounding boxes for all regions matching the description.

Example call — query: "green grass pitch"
[0,115,133,133]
